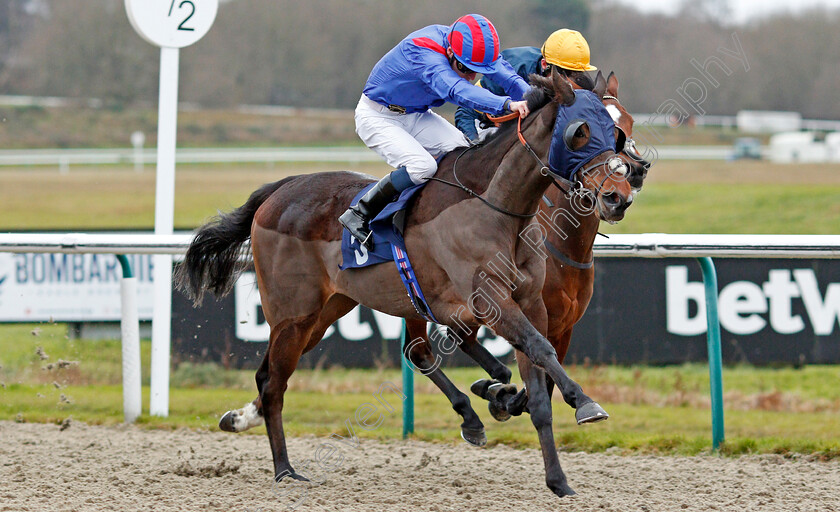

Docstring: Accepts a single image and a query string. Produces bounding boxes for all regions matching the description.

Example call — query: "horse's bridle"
[602,95,651,170]
[428,108,625,269]
[429,108,626,220]
[512,114,627,205]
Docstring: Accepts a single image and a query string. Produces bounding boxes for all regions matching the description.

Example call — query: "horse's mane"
[477,74,556,148]
[410,74,563,225]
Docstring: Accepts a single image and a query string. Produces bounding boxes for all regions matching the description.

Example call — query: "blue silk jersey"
[362,25,530,115]
[455,46,542,139]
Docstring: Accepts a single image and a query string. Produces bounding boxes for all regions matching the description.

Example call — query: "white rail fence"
[4,232,840,257]
[0,145,756,170]
[1,232,839,442]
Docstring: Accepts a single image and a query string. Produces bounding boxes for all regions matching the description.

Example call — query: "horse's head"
[595,71,651,192]
[537,70,633,223]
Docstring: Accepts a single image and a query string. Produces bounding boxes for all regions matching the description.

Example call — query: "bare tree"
[0,0,38,90]
[4,0,840,118]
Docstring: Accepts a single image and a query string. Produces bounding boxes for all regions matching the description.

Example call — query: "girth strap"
[544,239,593,269]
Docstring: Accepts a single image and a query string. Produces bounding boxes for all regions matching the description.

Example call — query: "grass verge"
[2,323,839,458]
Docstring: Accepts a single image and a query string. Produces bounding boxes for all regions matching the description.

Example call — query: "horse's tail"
[175,178,292,305]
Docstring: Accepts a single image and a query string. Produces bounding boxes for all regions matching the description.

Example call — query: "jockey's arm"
[482,57,531,103]
[454,105,482,143]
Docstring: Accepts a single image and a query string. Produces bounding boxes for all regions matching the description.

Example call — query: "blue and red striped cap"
[447,14,502,74]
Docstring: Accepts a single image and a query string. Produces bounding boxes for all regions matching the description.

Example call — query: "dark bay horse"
[178,72,632,498]
[217,71,647,439]
[395,70,651,429]
[458,71,654,419]
[216,70,648,458]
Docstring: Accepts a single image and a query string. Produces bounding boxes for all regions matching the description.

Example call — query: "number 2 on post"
[168,0,196,31]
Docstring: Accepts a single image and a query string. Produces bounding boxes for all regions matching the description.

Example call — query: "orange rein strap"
[517,115,529,149]
[513,115,574,190]
[485,111,520,126]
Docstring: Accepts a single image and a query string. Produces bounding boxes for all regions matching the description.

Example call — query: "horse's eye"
[563,120,591,151]
[614,126,627,152]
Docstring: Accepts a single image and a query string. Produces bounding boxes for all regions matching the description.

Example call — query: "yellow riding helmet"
[541,29,597,72]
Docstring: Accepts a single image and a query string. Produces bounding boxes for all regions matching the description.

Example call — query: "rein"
[429,108,614,270]
[431,110,625,218]
[427,111,553,219]
[429,107,621,267]
[487,112,574,195]
[498,112,622,265]
[427,144,538,219]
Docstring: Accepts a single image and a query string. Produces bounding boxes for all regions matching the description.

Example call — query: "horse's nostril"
[603,192,619,205]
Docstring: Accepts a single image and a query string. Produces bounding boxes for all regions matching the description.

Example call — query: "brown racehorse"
[454,71,653,420]
[214,70,647,476]
[372,70,652,431]
[216,71,648,452]
[178,71,632,498]
[217,71,646,440]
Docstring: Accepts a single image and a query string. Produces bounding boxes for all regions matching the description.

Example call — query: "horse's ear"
[593,71,607,99]
[606,71,619,98]
[552,67,576,106]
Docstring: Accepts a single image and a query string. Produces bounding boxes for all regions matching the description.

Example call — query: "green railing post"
[115,254,141,423]
[698,257,725,450]
[116,254,133,278]
[400,320,414,439]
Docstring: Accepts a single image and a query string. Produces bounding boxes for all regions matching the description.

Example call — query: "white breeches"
[355,94,470,184]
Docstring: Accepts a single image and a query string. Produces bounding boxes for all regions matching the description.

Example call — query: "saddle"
[339,180,438,323]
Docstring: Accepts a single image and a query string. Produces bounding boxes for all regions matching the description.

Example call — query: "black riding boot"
[339,169,409,248]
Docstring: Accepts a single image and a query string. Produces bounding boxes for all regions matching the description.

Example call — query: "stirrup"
[339,208,372,247]
[360,230,373,249]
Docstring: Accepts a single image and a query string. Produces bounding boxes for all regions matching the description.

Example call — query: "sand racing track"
[1,421,839,512]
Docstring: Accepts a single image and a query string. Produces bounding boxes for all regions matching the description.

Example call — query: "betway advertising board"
[2,252,837,365]
[573,259,839,365]
[0,253,155,321]
[171,258,840,368]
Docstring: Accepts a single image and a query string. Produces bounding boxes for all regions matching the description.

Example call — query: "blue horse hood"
[547,89,616,181]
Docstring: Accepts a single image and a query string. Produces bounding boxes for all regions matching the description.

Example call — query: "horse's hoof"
[576,401,609,425]
[550,482,577,497]
[486,382,517,400]
[507,388,529,416]
[488,399,511,422]
[470,379,496,399]
[218,410,238,432]
[460,426,487,447]
[276,470,310,482]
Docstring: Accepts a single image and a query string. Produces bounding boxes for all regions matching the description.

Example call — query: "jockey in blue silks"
[340,14,531,248]
[455,29,598,143]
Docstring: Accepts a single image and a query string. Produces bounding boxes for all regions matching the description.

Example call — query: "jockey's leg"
[339,166,413,247]
[411,109,471,166]
[340,96,440,247]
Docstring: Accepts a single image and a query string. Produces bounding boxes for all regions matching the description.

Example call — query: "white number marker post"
[125,0,218,416]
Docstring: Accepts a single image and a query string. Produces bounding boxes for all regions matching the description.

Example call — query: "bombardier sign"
[0,253,154,321]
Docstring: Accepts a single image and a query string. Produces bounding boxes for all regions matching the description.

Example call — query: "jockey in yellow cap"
[456,29,597,143]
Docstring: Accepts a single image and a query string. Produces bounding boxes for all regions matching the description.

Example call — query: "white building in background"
[825,132,840,162]
[769,131,835,163]
[737,110,802,133]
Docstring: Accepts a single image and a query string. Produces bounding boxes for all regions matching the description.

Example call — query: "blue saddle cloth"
[339,182,425,270]
[339,181,439,323]
[338,182,395,270]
